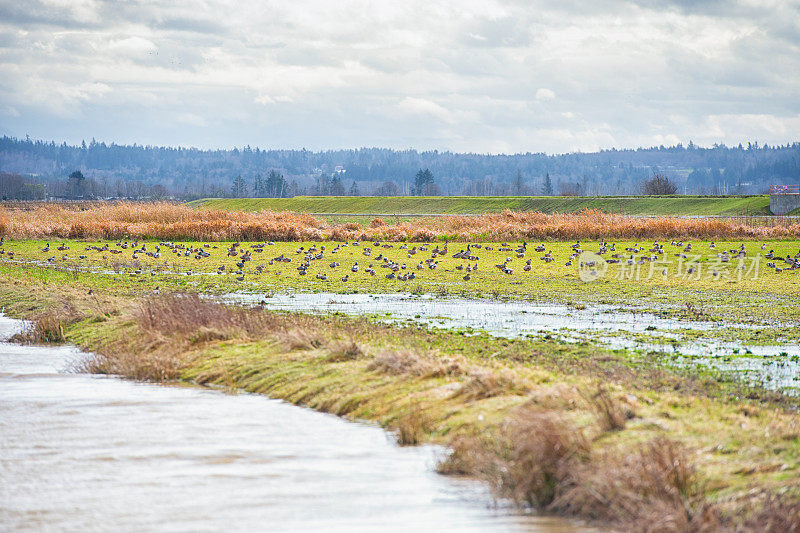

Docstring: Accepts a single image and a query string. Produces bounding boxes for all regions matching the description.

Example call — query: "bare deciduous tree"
[641,174,678,195]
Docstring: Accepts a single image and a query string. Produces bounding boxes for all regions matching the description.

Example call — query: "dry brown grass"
[553,437,710,531]
[478,409,591,508]
[742,493,800,532]
[585,385,630,432]
[0,202,326,241]
[0,207,11,237]
[11,302,81,344]
[3,203,799,240]
[453,368,527,401]
[437,408,728,531]
[276,327,325,351]
[392,403,431,446]
[366,209,800,241]
[84,292,326,381]
[81,338,185,382]
[325,338,366,361]
[366,348,464,378]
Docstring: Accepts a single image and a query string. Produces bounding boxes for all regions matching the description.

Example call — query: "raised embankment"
[188,195,772,216]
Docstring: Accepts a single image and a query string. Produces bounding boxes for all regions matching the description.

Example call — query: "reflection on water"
[0,316,579,532]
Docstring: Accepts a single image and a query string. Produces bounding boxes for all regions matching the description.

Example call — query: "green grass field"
[4,237,799,324]
[188,195,772,216]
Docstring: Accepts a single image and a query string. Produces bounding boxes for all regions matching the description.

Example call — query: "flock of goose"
[1,236,799,282]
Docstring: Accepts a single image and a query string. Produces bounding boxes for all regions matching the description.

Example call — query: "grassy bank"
[1,276,799,530]
[188,195,773,216]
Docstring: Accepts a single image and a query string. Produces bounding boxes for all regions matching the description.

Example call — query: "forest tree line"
[1,136,798,200]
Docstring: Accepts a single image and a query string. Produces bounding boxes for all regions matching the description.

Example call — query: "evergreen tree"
[543,173,553,196]
[231,175,247,198]
[265,170,286,197]
[330,174,345,195]
[67,170,86,199]
[315,174,330,196]
[413,168,434,195]
[253,173,264,197]
[349,180,359,196]
[513,169,524,195]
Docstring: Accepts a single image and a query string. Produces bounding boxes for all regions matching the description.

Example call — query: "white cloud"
[0,0,797,152]
[176,112,206,127]
[109,36,157,53]
[398,97,454,123]
[535,88,555,101]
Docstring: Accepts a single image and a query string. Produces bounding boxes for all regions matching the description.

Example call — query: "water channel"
[0,316,580,532]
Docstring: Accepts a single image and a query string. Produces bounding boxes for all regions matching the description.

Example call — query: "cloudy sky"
[0,0,798,153]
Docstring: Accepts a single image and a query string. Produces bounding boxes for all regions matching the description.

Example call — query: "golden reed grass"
[1,202,799,241]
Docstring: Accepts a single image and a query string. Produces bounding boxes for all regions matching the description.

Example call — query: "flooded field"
[0,316,579,532]
[224,292,800,392]
[224,292,730,334]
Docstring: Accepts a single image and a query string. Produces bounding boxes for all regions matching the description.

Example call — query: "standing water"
[0,316,579,532]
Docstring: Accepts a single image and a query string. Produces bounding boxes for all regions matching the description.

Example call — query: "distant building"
[334,165,346,174]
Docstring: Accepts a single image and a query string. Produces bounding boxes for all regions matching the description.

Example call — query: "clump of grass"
[135,292,285,340]
[137,292,242,335]
[11,303,81,344]
[437,434,487,476]
[454,369,527,401]
[392,403,430,446]
[438,408,719,531]
[487,409,590,508]
[277,327,325,350]
[585,385,629,432]
[367,348,463,378]
[189,327,231,345]
[81,342,184,382]
[326,338,366,361]
[553,437,707,530]
[742,493,800,532]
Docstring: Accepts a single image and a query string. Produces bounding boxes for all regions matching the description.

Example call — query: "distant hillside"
[2,136,799,199]
[189,196,772,216]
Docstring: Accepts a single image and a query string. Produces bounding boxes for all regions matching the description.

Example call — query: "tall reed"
[3,203,799,241]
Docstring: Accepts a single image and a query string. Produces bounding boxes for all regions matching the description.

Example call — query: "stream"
[0,316,579,532]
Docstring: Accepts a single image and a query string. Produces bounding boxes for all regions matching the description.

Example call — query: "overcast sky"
[0,0,798,154]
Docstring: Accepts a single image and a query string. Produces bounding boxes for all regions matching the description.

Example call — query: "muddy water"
[0,317,580,532]
[224,292,800,392]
